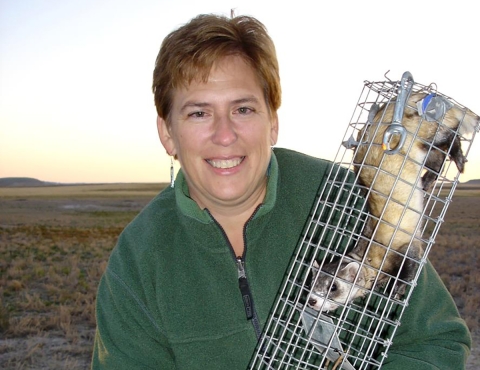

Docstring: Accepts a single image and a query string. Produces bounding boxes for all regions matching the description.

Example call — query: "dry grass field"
[0,183,165,369]
[0,182,478,369]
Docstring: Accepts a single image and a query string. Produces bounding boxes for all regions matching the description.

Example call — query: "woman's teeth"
[208,157,244,169]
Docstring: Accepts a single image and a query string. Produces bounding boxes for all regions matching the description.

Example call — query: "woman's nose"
[212,115,237,146]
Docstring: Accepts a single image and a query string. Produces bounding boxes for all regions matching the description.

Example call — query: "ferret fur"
[308,93,478,312]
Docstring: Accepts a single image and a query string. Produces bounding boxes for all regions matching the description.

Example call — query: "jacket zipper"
[205,207,263,340]
[237,258,254,320]
[236,257,262,339]
[237,204,263,339]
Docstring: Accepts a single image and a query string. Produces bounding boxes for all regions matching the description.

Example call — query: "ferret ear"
[313,260,320,269]
[343,262,361,280]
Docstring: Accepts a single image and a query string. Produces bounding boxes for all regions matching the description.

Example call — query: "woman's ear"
[157,116,176,156]
[270,116,279,146]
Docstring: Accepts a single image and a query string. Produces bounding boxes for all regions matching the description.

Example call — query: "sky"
[1,0,479,184]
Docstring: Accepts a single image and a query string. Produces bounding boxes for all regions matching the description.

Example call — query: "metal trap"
[248,72,479,369]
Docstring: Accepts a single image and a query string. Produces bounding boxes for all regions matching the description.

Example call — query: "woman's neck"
[193,179,267,257]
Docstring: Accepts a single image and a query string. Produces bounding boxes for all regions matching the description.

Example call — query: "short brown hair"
[152,14,281,125]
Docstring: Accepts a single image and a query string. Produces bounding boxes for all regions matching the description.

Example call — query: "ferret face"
[308,273,342,312]
[308,260,365,312]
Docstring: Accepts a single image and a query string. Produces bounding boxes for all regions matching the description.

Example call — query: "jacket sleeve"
[380,261,471,369]
[91,267,175,369]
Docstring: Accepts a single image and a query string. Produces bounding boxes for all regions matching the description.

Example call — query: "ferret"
[308,92,478,312]
[308,260,366,312]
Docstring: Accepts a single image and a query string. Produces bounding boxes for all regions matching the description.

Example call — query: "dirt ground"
[468,331,480,370]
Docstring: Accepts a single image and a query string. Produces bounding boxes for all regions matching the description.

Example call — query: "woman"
[92,14,471,369]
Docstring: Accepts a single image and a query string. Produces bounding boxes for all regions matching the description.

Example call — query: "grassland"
[0,183,165,369]
[0,183,478,369]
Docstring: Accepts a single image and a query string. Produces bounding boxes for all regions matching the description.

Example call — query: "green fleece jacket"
[92,148,471,369]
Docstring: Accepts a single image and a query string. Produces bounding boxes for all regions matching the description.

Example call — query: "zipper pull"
[237,258,253,320]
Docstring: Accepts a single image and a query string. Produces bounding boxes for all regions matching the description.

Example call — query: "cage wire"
[248,71,480,370]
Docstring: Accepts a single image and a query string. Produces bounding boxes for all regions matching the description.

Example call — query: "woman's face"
[157,55,278,211]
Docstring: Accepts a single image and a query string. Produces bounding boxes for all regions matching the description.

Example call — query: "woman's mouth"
[207,157,245,169]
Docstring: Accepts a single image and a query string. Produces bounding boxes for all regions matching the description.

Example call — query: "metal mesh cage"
[248,72,479,369]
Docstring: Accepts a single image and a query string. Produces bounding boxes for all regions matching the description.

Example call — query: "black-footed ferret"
[308,93,478,312]
[308,260,367,312]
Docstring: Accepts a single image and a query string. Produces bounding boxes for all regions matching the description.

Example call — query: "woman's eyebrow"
[231,96,261,105]
[179,101,211,113]
[180,96,261,113]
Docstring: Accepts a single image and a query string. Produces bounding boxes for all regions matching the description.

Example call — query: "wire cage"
[248,71,479,370]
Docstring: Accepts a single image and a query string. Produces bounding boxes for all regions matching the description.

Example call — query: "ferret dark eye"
[331,284,337,292]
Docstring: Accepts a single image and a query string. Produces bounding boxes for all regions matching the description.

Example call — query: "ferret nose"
[308,299,317,307]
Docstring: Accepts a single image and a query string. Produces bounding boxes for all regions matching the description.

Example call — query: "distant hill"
[1,176,478,188]
[463,179,480,186]
[0,177,55,187]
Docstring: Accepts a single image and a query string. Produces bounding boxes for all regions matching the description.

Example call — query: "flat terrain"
[0,183,164,369]
[0,183,478,369]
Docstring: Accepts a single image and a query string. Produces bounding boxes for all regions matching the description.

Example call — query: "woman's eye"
[237,107,253,115]
[188,111,206,118]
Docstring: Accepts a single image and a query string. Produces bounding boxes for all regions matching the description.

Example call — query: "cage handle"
[382,71,414,155]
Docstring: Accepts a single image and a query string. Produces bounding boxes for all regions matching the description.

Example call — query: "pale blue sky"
[1,0,479,183]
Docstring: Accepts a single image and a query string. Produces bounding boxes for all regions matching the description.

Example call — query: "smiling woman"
[91,13,471,370]
[152,14,281,257]
[157,56,278,225]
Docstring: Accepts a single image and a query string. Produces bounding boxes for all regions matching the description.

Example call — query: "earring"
[170,157,175,188]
